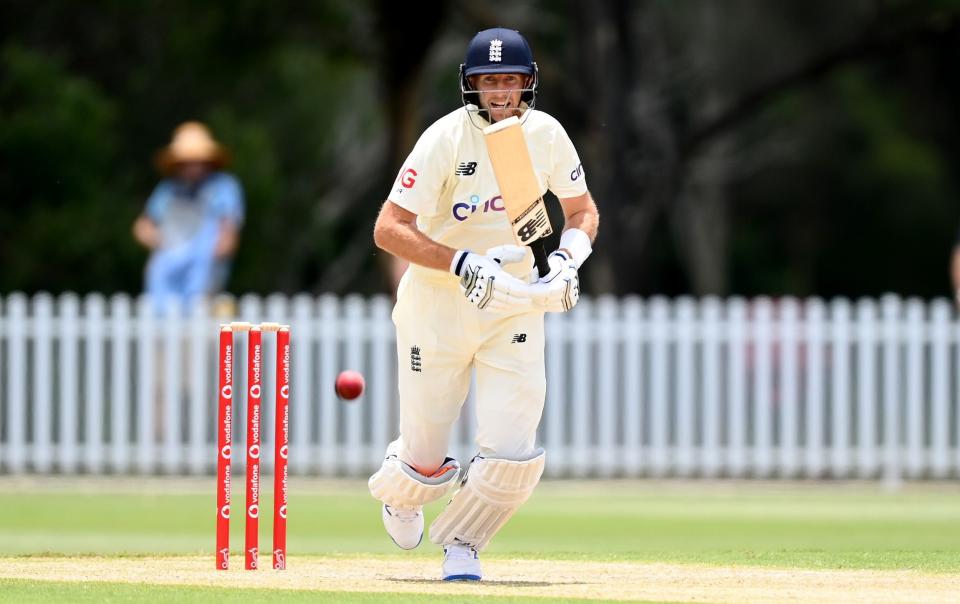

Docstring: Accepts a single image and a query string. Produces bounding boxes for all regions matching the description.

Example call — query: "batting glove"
[529,250,580,312]
[451,248,534,313]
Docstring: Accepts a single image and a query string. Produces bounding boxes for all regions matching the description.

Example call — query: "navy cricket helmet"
[460,27,539,109]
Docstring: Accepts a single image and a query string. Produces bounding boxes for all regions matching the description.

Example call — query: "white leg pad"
[369,453,460,510]
[429,448,545,550]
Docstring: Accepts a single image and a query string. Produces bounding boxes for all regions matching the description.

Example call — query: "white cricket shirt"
[387,107,588,285]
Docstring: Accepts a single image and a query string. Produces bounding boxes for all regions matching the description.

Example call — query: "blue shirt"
[143,172,244,306]
[146,172,244,253]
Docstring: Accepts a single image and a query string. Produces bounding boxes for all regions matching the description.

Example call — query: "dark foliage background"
[3,0,960,298]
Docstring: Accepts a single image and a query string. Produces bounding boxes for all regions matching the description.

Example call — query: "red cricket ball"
[335,370,365,401]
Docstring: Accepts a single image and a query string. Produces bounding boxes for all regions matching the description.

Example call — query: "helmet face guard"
[459,62,539,117]
[459,28,538,124]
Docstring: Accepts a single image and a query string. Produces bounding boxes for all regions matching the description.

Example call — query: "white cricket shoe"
[442,543,482,581]
[382,504,423,550]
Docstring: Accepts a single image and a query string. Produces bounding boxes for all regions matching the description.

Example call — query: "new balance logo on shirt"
[455,162,477,176]
[511,334,527,344]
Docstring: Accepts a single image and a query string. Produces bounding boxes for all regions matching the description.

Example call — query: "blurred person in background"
[133,121,244,313]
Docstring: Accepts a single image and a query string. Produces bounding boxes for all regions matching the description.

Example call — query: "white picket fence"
[1,292,959,479]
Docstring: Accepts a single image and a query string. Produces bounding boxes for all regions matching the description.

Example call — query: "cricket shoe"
[442,543,482,581]
[382,504,423,550]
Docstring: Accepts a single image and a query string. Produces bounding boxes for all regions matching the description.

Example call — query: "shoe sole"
[388,531,423,550]
[383,505,423,550]
[443,574,481,581]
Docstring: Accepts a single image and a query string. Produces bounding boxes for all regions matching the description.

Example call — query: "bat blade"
[482,116,552,276]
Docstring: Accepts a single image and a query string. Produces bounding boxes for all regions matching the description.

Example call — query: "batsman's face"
[471,73,530,122]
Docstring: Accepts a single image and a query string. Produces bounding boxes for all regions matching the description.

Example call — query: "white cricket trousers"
[389,271,546,475]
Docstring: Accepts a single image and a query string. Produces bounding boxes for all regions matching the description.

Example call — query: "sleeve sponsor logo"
[400,168,418,188]
[570,163,584,181]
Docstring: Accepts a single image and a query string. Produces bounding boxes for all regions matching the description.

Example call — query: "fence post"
[779,298,799,477]
[110,294,132,473]
[597,296,619,477]
[33,294,54,473]
[855,298,879,478]
[727,298,747,477]
[622,297,644,477]
[649,297,669,477]
[903,299,924,478]
[701,297,722,477]
[675,297,695,477]
[753,297,773,477]
[830,298,852,477]
[84,294,107,473]
[804,298,826,477]
[930,300,950,478]
[5,294,28,473]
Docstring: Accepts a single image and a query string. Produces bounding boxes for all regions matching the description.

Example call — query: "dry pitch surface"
[1,556,958,604]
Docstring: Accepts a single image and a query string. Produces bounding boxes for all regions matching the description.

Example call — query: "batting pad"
[429,448,545,550]
[368,454,461,510]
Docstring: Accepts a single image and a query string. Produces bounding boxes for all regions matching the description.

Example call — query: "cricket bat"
[482,116,552,278]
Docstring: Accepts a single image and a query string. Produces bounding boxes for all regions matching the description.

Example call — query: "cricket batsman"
[368,27,600,581]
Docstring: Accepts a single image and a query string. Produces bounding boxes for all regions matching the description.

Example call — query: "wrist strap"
[451,250,470,276]
[559,228,592,268]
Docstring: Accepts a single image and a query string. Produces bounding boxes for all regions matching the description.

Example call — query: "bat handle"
[533,240,550,279]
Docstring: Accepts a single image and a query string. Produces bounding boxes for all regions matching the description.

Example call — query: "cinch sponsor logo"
[571,163,584,181]
[400,168,417,188]
[452,194,505,221]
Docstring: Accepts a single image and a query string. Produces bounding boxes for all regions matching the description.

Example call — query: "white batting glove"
[529,250,580,312]
[451,248,533,313]
[485,244,528,266]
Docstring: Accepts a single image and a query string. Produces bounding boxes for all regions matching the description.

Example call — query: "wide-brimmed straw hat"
[155,121,229,174]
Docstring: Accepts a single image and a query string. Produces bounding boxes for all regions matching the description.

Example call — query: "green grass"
[1,478,958,602]
[0,579,674,604]
[2,479,958,571]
